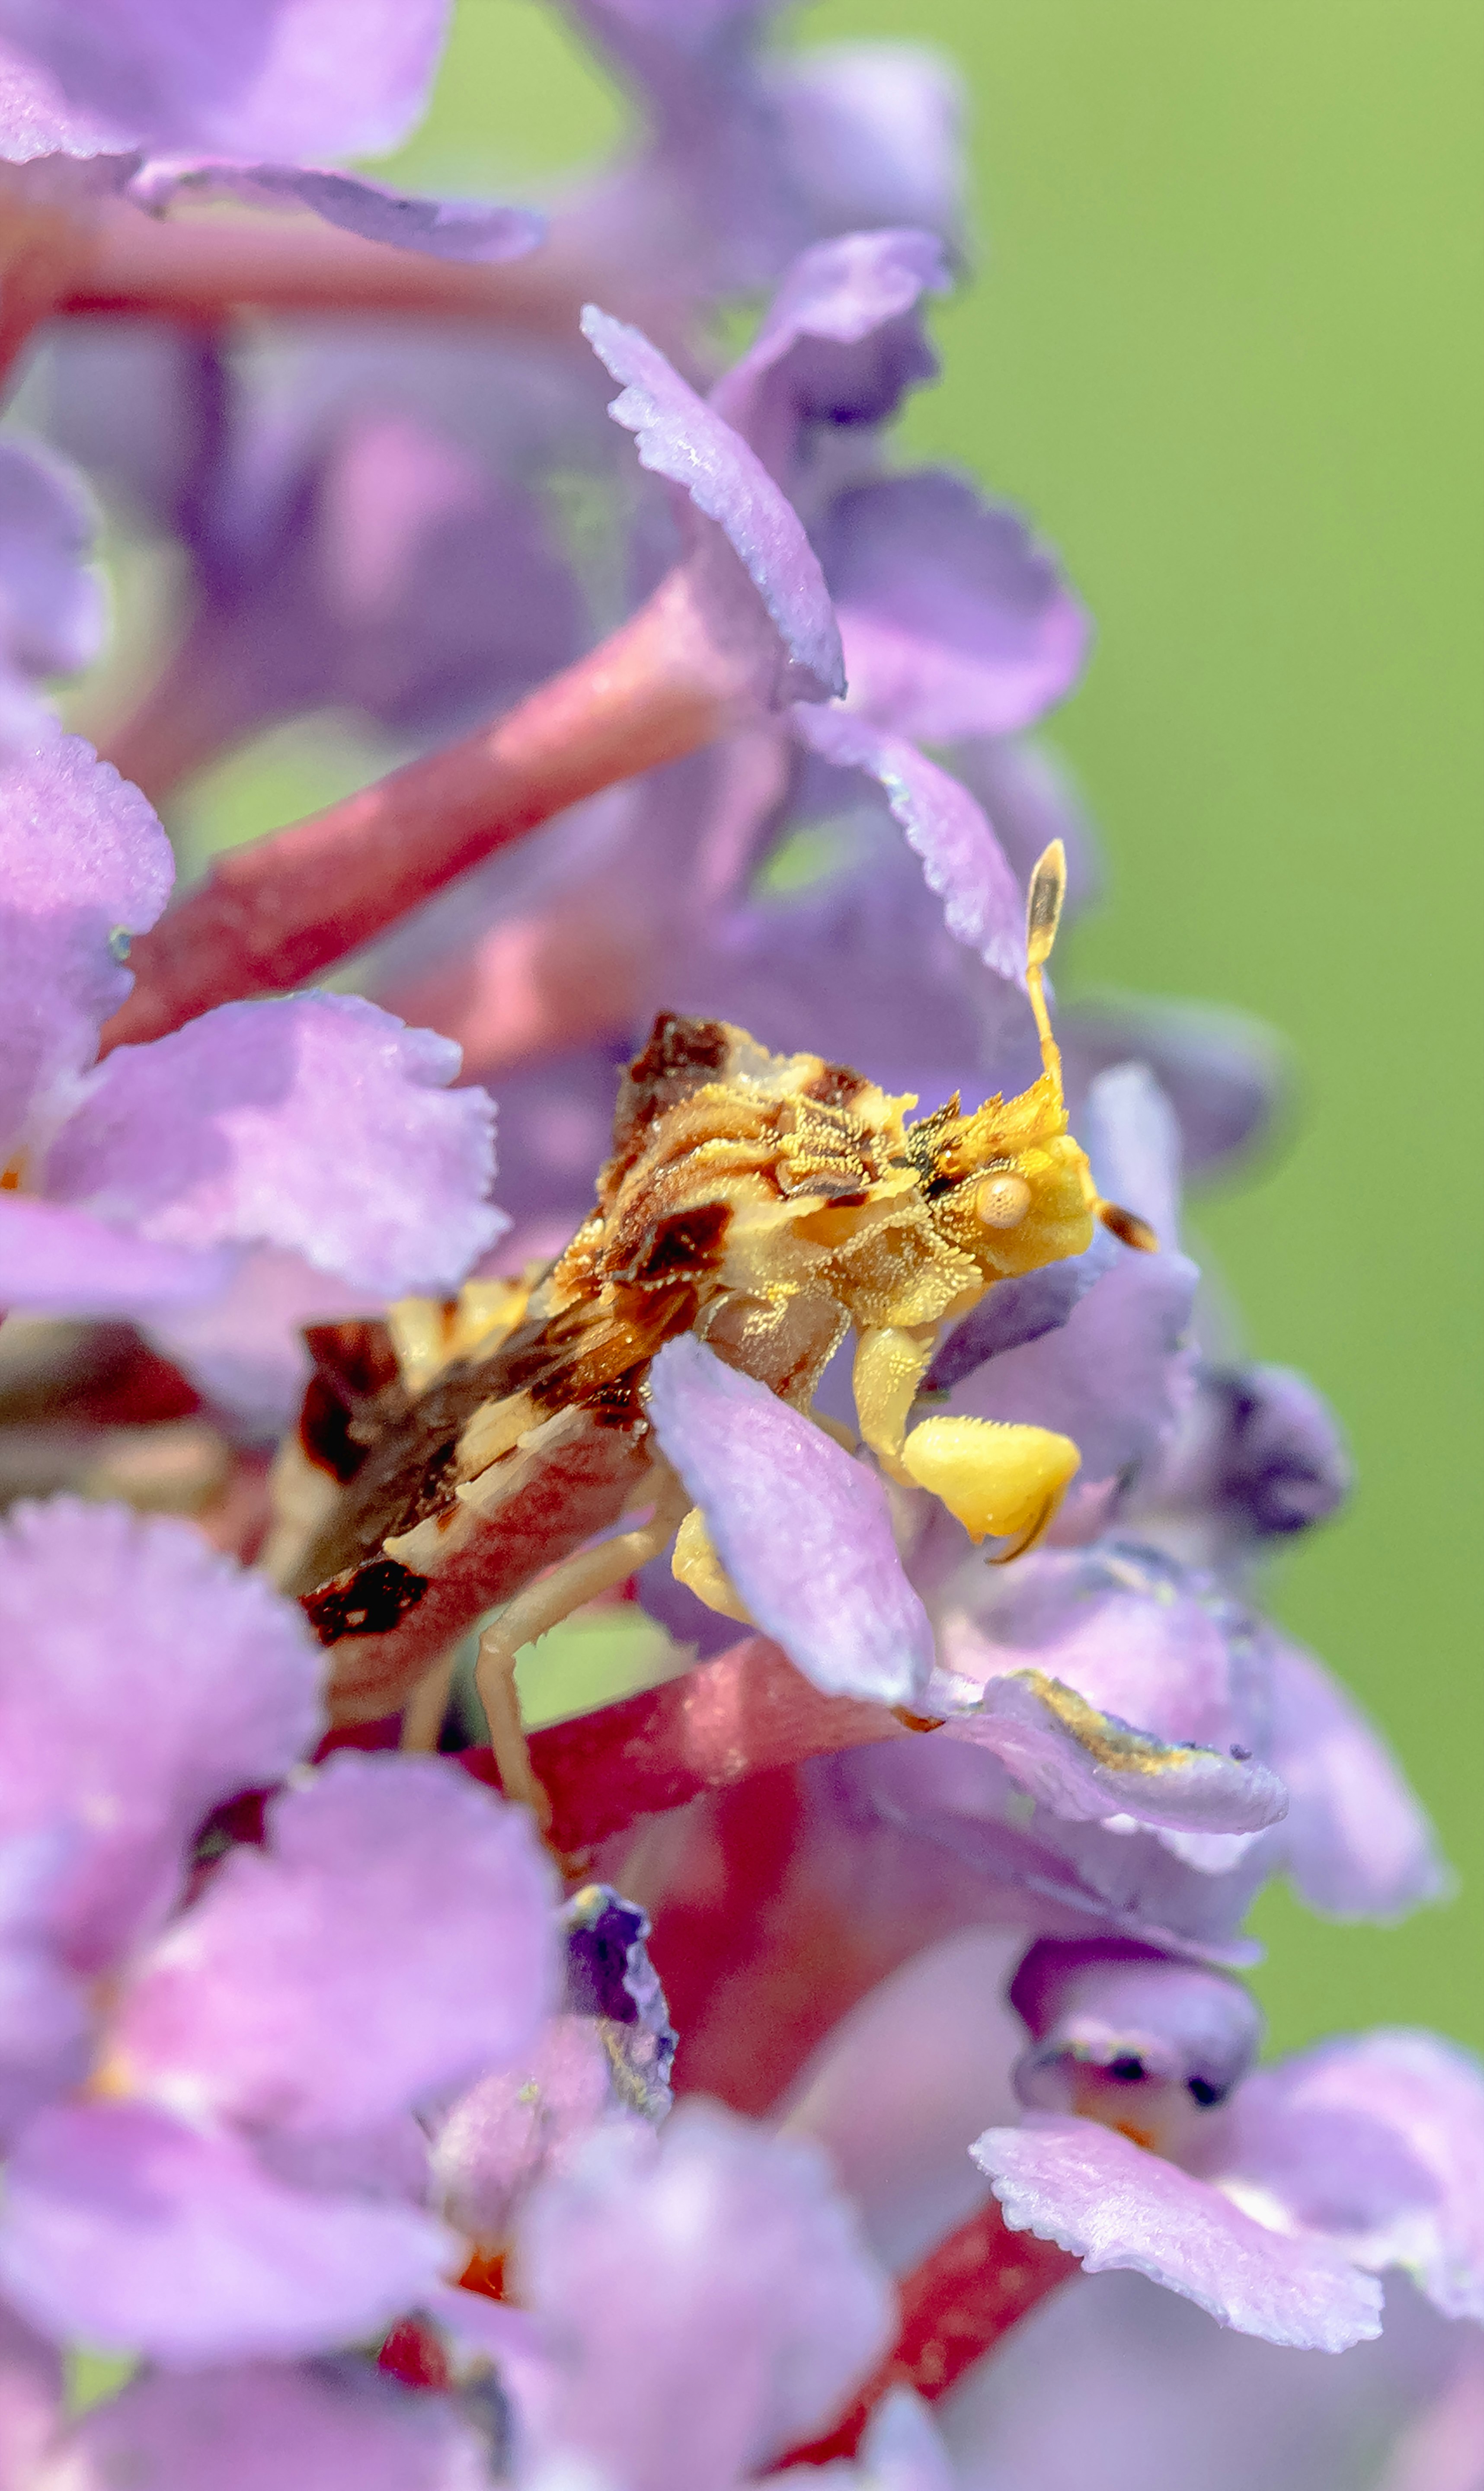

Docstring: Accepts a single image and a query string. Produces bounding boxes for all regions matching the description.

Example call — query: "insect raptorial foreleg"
[473,1463,691,1826]
[853,1322,1082,1558]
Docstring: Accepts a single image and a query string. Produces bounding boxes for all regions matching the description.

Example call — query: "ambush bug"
[271,842,1152,1809]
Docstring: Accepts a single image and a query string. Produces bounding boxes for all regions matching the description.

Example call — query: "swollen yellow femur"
[900,1415,1081,1557]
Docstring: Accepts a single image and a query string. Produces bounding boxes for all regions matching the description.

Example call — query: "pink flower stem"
[100,570,746,1050]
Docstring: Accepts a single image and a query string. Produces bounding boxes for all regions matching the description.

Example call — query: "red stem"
[781,2196,1075,2465]
[100,570,742,1050]
[457,1634,909,1859]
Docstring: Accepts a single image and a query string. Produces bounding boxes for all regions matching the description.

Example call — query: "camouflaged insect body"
[283,1010,1100,1722]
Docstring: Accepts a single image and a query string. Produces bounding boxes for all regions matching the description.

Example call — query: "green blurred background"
[197,3,1484,2052]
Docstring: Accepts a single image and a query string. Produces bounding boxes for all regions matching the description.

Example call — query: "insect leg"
[473,1464,691,1828]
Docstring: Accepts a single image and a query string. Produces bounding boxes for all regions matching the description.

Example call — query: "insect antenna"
[1026,839,1159,1254]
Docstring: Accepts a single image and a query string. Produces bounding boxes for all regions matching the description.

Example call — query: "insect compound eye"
[975,1172,1033,1230]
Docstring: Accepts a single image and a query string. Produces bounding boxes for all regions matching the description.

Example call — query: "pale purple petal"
[582,304,845,704]
[0,1831,92,2140]
[113,1752,556,2139]
[940,1671,1286,1838]
[790,704,1026,983]
[0,1193,236,1317]
[710,229,948,480]
[1083,1062,1183,1252]
[516,2100,894,2487]
[974,2116,1382,2351]
[646,1334,935,1706]
[432,2017,620,2248]
[0,2100,453,2363]
[45,992,503,1296]
[59,2359,488,2491]
[937,1540,1266,1766]
[1064,993,1288,1180]
[820,474,1087,743]
[0,2294,61,2482]
[137,159,544,261]
[764,44,966,242]
[0,1497,323,1969]
[925,1228,1121,1392]
[949,1249,1199,1483]
[1220,2032,1484,2318]
[1267,1639,1446,1920]
[1011,1940,1263,2109]
[3,0,454,161]
[0,439,106,708]
[950,733,1103,913]
[0,34,135,161]
[0,734,172,1162]
[764,2388,957,2491]
[143,1246,383,1436]
[1213,1366,1352,1541]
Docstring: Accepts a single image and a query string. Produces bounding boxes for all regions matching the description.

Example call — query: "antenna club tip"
[1098,1200,1159,1253]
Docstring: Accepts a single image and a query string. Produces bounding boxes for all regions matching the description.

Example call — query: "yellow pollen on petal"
[900,1415,1081,1552]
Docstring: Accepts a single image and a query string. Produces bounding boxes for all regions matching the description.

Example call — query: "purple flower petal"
[0,2294,60,2482]
[0,1498,322,1969]
[1222,2033,1484,2319]
[516,2100,893,2485]
[0,1193,236,1317]
[1267,1639,1446,1920]
[948,1247,1199,1483]
[114,1752,556,2140]
[135,160,544,262]
[582,304,845,704]
[1010,1940,1263,2110]
[0,439,106,744]
[710,228,948,480]
[765,42,966,242]
[0,35,135,163]
[942,1671,1287,1837]
[0,734,172,1165]
[974,2115,1383,2352]
[432,2017,622,2248]
[924,1229,1121,1393]
[646,1335,935,1707]
[1063,993,1288,1180]
[0,1831,93,2142]
[0,2100,453,2363]
[45,992,503,1296]
[4,0,455,162]
[60,2358,486,2491]
[790,704,1026,983]
[819,473,1088,743]
[142,1245,382,1436]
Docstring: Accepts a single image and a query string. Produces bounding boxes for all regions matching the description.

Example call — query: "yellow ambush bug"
[272,842,1152,1799]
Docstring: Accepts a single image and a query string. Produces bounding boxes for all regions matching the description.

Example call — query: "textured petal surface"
[2,0,454,160]
[974,2116,1382,2351]
[0,1831,92,2142]
[0,2100,453,2363]
[45,992,502,1294]
[646,1335,935,1706]
[0,1192,235,1316]
[0,34,136,160]
[942,1671,1286,1836]
[583,305,844,703]
[0,735,172,1163]
[149,159,543,260]
[56,2359,488,2491]
[516,2100,893,2488]
[1266,1640,1446,1920]
[791,704,1026,983]
[114,1752,556,2139]
[143,1245,382,1436]
[822,473,1087,743]
[0,1498,322,1969]
[1219,2031,1484,2319]
[710,228,947,479]
[925,1229,1120,1393]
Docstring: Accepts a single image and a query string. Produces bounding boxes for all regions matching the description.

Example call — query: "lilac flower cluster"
[0,3,1478,2486]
